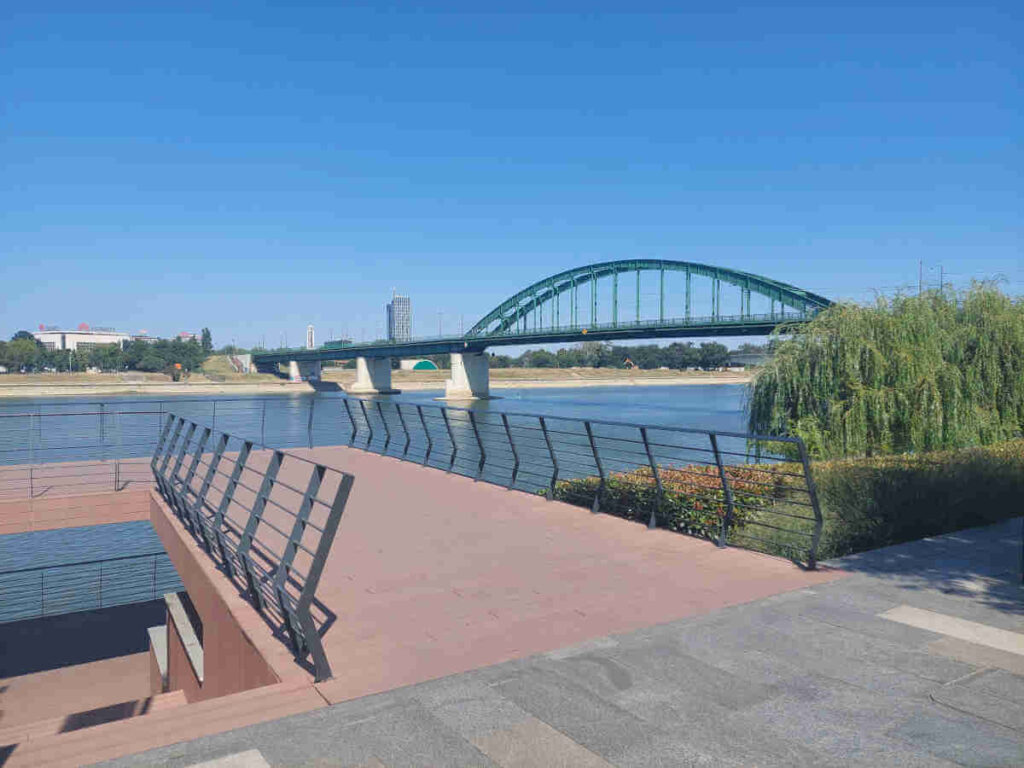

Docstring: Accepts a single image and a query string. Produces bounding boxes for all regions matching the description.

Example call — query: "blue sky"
[2,1,1020,348]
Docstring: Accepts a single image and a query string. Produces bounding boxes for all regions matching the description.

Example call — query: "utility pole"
[919,260,923,295]
[438,311,443,336]
[939,266,945,292]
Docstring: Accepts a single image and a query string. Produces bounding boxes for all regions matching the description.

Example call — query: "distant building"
[306,324,315,350]
[386,290,412,343]
[34,324,130,352]
[177,331,200,342]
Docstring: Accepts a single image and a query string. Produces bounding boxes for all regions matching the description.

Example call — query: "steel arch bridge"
[252,259,831,365]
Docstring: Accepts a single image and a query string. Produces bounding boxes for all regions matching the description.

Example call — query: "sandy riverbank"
[0,368,752,399]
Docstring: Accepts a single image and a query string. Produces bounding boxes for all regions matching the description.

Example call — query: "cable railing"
[0,550,181,624]
[150,413,355,682]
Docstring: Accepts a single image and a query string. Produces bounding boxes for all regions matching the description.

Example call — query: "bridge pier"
[444,352,490,400]
[288,360,322,382]
[349,356,399,394]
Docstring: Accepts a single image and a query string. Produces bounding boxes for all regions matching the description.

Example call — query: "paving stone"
[965,669,1024,704]
[931,684,1024,731]
[888,711,1024,767]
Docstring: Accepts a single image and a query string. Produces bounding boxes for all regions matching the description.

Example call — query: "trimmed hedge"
[547,439,1024,562]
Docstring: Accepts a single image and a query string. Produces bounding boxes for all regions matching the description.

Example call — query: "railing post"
[417,405,433,465]
[261,400,267,444]
[98,561,103,609]
[395,404,411,457]
[237,450,284,608]
[307,398,316,448]
[640,427,662,529]
[441,407,457,471]
[214,440,253,570]
[192,432,229,550]
[584,421,605,514]
[212,400,217,431]
[358,400,374,447]
[709,433,735,548]
[501,413,519,488]
[467,411,486,480]
[375,400,391,452]
[99,403,106,461]
[539,416,558,501]
[796,438,822,569]
[341,398,357,445]
[114,460,120,492]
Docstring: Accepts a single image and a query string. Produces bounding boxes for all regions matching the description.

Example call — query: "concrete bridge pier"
[288,360,322,382]
[445,352,490,400]
[349,356,399,394]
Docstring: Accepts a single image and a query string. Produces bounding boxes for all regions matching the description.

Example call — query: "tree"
[11,330,37,343]
[5,339,40,371]
[697,342,729,370]
[201,327,213,353]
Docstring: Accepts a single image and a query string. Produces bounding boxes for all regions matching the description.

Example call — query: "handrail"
[150,413,354,682]
[0,550,181,624]
[328,396,824,567]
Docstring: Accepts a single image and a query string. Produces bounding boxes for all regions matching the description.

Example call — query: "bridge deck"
[158,445,842,705]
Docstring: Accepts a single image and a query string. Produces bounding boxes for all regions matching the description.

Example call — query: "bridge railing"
[330,398,824,568]
[150,413,355,682]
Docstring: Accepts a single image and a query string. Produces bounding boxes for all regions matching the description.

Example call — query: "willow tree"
[748,285,1024,459]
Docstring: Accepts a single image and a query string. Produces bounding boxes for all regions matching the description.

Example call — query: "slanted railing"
[328,399,824,567]
[150,413,354,682]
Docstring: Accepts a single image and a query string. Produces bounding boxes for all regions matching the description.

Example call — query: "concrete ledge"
[147,624,169,694]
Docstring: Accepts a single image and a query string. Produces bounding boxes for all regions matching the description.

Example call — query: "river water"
[0,384,748,465]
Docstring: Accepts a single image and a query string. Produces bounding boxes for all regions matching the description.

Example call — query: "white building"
[306,324,315,350]
[34,325,131,352]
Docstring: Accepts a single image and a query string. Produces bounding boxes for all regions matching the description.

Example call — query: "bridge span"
[252,259,831,398]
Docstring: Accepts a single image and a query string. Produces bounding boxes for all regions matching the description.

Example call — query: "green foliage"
[546,439,1024,562]
[549,465,781,541]
[811,440,1024,559]
[201,327,213,353]
[748,285,1024,458]
[502,340,740,370]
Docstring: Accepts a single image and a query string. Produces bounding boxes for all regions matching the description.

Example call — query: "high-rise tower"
[386,290,411,342]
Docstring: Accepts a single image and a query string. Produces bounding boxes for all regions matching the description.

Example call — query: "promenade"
[101,515,1024,768]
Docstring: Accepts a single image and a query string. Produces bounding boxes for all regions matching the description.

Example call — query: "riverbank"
[0,368,751,398]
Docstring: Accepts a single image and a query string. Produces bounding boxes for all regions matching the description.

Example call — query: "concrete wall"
[150,494,279,702]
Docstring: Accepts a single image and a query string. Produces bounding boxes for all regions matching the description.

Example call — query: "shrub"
[812,439,1024,558]
[550,464,786,541]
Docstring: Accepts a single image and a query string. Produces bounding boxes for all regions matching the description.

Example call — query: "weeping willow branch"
[748,284,1024,459]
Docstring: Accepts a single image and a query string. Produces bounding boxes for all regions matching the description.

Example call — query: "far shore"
[0,368,752,399]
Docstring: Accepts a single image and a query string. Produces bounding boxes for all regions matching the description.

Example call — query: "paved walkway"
[99,517,1024,767]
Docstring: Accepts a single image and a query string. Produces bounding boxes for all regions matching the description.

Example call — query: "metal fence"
[150,413,354,682]
[0,396,823,566]
[323,398,824,567]
[0,551,181,624]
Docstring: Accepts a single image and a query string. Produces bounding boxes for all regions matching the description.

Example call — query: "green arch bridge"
[252,259,831,396]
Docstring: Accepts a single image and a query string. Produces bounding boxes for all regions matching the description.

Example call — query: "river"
[0,384,748,465]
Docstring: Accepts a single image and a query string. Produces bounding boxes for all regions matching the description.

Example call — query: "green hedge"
[811,439,1024,559]
[547,440,1024,562]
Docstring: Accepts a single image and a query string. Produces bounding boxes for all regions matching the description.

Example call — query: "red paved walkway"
[249,446,843,703]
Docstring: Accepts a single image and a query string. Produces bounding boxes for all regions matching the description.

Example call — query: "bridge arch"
[466,259,832,338]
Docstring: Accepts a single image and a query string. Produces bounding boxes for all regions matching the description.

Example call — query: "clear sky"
[2,1,1020,348]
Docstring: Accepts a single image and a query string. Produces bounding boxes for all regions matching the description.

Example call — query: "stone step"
[2,681,325,768]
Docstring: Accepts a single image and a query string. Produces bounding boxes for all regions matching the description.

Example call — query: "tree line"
[402,341,762,371]
[0,328,214,375]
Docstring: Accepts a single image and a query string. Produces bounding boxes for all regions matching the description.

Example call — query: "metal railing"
[0,397,823,566]
[323,398,824,567]
[150,413,354,682]
[0,550,181,624]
